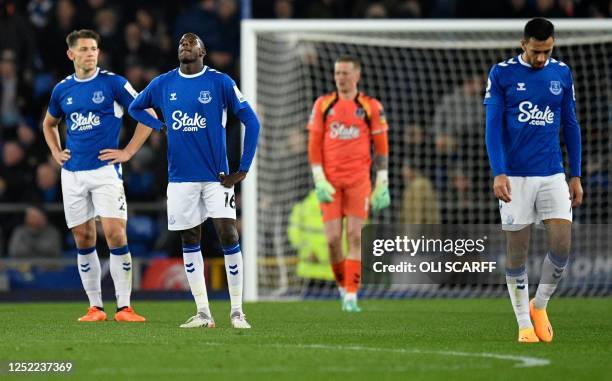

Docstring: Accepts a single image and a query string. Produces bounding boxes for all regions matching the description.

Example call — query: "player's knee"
[347,228,361,248]
[550,240,571,257]
[327,238,342,253]
[180,227,200,246]
[73,227,95,247]
[106,228,127,248]
[217,225,239,246]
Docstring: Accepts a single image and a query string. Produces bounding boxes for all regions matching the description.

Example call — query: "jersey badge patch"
[92,91,105,104]
[549,81,562,95]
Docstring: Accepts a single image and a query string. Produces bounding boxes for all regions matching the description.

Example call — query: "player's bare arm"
[98,109,158,164]
[42,111,71,166]
[220,171,247,188]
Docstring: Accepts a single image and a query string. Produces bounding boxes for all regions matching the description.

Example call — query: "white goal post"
[240,19,612,302]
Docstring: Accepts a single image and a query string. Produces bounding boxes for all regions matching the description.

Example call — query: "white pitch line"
[267,343,551,368]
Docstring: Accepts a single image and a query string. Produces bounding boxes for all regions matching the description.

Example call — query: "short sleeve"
[47,86,64,118]
[112,75,139,109]
[483,65,504,106]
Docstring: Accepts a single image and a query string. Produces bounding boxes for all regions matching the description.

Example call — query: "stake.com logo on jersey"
[517,101,555,126]
[70,112,100,131]
[329,121,360,140]
[171,110,207,131]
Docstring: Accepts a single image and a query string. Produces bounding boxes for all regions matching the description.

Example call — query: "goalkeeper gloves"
[312,165,335,203]
[371,169,390,212]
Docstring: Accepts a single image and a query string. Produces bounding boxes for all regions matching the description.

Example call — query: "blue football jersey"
[484,54,581,177]
[48,68,139,171]
[129,66,249,182]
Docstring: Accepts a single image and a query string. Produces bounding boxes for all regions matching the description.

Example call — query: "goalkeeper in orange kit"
[307,56,390,312]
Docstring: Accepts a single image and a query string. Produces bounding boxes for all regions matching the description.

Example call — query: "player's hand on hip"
[371,184,390,212]
[493,174,512,203]
[52,149,70,166]
[220,171,246,188]
[98,149,132,164]
[314,179,335,203]
[569,177,583,207]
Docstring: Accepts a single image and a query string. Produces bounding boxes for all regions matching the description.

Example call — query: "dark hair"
[66,29,101,48]
[335,55,361,70]
[523,18,555,41]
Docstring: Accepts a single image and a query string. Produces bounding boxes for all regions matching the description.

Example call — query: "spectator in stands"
[1,49,32,136]
[17,122,46,167]
[534,0,568,17]
[505,0,533,18]
[31,162,61,203]
[42,0,83,77]
[0,0,36,79]
[8,204,61,258]
[0,140,31,202]
[209,0,240,75]
[364,2,388,18]
[401,161,440,224]
[93,7,122,70]
[274,0,294,18]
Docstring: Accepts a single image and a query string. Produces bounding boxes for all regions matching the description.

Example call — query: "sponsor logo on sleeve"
[233,85,246,103]
[124,82,139,98]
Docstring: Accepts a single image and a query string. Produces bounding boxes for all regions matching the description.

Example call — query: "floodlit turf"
[0,298,611,380]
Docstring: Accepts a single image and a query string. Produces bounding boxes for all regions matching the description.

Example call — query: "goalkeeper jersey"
[307,92,388,181]
[484,54,581,177]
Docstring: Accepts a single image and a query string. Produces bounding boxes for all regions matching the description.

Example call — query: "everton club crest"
[549,81,562,95]
[92,91,105,104]
[198,90,212,104]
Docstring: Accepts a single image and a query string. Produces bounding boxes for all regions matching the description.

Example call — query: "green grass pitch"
[0,298,611,380]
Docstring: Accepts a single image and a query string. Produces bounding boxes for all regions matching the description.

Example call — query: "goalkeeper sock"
[77,247,103,308]
[344,259,361,294]
[222,243,243,314]
[182,244,211,315]
[109,245,132,308]
[506,265,532,329]
[331,260,345,290]
[534,252,568,310]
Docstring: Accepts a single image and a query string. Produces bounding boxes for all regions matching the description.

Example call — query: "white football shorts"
[499,173,572,231]
[166,182,236,230]
[61,164,127,228]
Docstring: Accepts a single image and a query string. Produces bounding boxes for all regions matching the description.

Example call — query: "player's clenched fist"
[493,174,512,203]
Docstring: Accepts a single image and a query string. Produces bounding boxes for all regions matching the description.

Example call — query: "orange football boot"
[114,307,146,322]
[530,299,553,342]
[78,306,107,322]
[518,327,540,343]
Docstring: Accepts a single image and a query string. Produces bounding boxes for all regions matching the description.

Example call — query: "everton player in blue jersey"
[485,18,583,343]
[42,30,147,322]
[102,33,260,329]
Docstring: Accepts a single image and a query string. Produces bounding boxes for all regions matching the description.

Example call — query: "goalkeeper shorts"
[499,173,572,231]
[320,177,371,222]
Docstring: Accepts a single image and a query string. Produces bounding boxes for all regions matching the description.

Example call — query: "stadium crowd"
[0,0,609,256]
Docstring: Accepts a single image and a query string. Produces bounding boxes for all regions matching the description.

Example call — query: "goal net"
[240,20,612,301]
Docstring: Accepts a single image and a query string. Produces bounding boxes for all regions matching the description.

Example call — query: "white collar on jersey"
[73,67,100,82]
[518,54,550,68]
[178,66,208,78]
